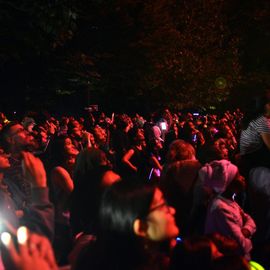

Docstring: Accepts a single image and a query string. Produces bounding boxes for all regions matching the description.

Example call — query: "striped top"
[240,115,270,155]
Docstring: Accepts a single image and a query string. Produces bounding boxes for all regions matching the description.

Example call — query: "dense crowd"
[0,90,269,270]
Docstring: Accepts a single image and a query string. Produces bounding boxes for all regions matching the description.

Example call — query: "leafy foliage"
[0,0,269,112]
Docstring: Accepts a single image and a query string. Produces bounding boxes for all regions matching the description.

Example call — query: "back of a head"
[166,139,196,163]
[198,142,226,165]
[74,147,109,183]
[50,134,69,166]
[70,147,111,234]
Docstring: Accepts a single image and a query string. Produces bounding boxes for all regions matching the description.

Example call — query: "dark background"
[1,0,270,116]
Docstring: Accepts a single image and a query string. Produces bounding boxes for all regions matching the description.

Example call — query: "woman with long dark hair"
[50,135,79,264]
[74,179,179,270]
[70,147,120,237]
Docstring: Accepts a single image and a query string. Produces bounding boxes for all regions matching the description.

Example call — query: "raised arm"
[21,152,54,241]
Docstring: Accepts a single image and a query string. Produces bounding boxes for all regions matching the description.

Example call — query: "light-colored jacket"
[205,195,256,260]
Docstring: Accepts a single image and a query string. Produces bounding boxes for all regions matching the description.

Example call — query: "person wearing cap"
[202,160,256,260]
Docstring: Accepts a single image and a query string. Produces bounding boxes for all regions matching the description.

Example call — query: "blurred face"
[72,127,82,138]
[94,127,107,144]
[146,188,179,241]
[136,129,145,142]
[0,149,10,170]
[64,138,79,157]
[188,121,195,131]
[155,139,163,150]
[8,124,37,151]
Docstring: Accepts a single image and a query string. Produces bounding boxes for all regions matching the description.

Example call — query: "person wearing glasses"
[0,122,39,208]
[73,179,179,270]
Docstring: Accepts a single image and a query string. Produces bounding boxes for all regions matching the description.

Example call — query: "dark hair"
[75,180,157,270]
[73,147,109,183]
[166,139,196,163]
[0,121,20,152]
[50,135,71,167]
[70,147,111,235]
[198,142,226,164]
[241,90,270,129]
[99,180,155,236]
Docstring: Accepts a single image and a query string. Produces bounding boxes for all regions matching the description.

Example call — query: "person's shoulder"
[253,115,269,125]
[102,170,121,186]
[210,196,232,211]
[51,166,70,178]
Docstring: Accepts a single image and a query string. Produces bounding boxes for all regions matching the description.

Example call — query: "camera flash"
[1,232,11,246]
[17,226,28,244]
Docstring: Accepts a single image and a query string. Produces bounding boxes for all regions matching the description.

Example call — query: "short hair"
[166,139,196,163]
[0,121,20,152]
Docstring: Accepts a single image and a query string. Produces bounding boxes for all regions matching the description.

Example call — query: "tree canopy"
[1,0,269,113]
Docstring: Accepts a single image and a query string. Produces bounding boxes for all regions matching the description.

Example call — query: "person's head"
[21,117,36,133]
[74,147,111,183]
[71,147,119,234]
[199,160,245,195]
[115,114,130,131]
[198,141,229,164]
[166,139,196,163]
[129,127,145,146]
[147,138,163,154]
[0,122,38,154]
[75,179,178,270]
[0,148,10,172]
[51,135,79,167]
[32,125,49,148]
[99,180,179,243]
[93,125,107,146]
[69,127,83,140]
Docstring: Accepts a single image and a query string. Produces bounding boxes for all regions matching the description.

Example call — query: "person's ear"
[133,219,148,237]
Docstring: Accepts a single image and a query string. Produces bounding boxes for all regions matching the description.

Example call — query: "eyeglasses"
[148,200,171,214]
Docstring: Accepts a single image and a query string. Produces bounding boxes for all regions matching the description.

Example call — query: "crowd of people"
[0,89,269,270]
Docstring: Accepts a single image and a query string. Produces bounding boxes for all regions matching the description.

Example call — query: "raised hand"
[1,227,58,270]
[21,152,47,188]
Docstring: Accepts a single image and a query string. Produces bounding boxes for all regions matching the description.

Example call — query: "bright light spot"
[1,232,11,246]
[215,77,227,89]
[17,226,28,244]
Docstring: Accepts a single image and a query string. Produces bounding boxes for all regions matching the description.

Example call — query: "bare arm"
[122,149,137,172]
[51,167,74,194]
[21,152,54,241]
[149,155,163,171]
